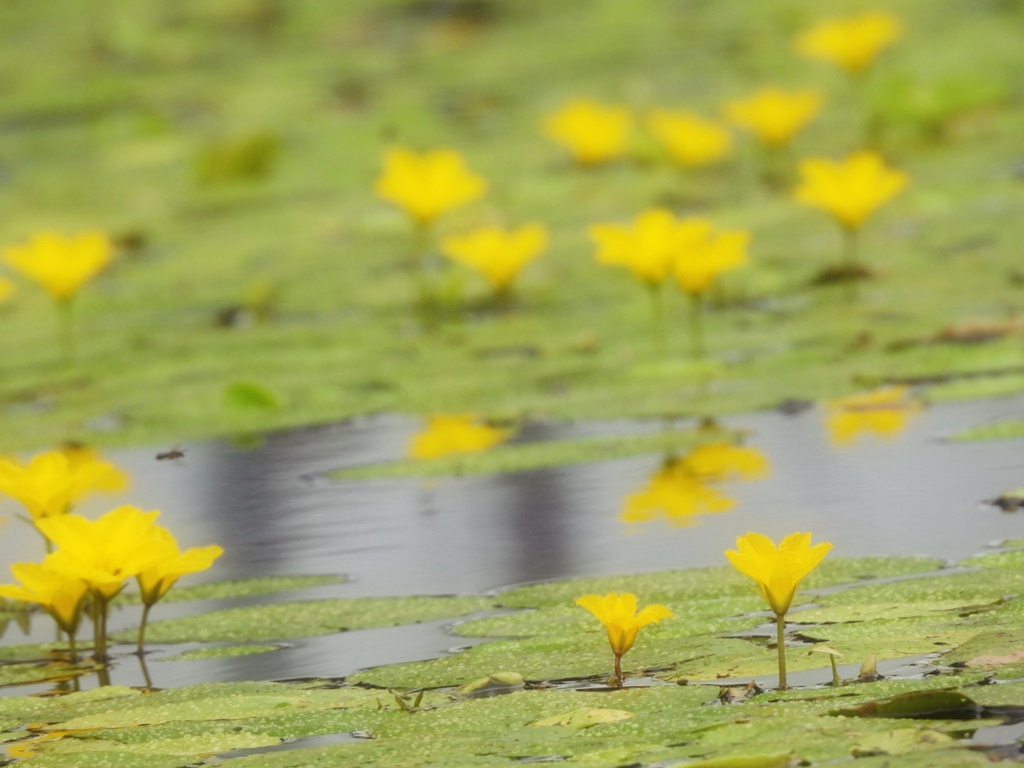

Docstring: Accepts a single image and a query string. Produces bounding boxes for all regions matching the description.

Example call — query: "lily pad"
[119,595,492,644]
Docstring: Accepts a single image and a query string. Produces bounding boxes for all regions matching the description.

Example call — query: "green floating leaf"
[331,428,723,480]
[123,595,492,644]
[832,690,980,719]
[682,755,795,768]
[159,644,280,661]
[941,628,1024,667]
[455,672,525,698]
[850,728,955,758]
[530,707,636,728]
[224,381,281,410]
[950,419,1024,442]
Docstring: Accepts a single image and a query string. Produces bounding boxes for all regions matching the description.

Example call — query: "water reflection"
[823,385,924,445]
[406,413,511,460]
[0,397,1022,692]
[621,442,770,527]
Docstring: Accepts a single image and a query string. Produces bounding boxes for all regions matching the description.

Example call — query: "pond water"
[1,394,1023,693]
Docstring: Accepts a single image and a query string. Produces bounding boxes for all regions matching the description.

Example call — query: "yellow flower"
[440,223,548,294]
[575,592,672,685]
[0,276,14,305]
[795,11,902,75]
[674,222,750,296]
[0,447,128,523]
[38,506,166,599]
[375,148,488,227]
[3,231,113,303]
[724,88,824,149]
[620,459,734,527]
[542,98,633,166]
[590,208,683,288]
[0,562,89,636]
[407,414,510,460]
[795,151,908,231]
[824,386,922,445]
[725,532,832,616]
[137,528,224,607]
[646,109,733,167]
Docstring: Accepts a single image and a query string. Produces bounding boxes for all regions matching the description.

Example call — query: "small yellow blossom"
[375,148,488,227]
[725,532,832,617]
[724,88,824,149]
[3,232,113,303]
[0,562,89,636]
[0,447,128,524]
[646,109,733,167]
[542,98,633,166]
[137,528,224,607]
[824,386,923,445]
[795,11,902,76]
[39,506,166,600]
[674,222,750,296]
[0,276,14,305]
[440,223,548,295]
[136,526,223,653]
[589,209,683,288]
[795,151,908,231]
[575,592,672,685]
[726,531,832,690]
[407,414,510,460]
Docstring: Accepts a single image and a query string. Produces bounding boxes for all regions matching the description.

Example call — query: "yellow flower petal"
[543,99,632,165]
[375,147,487,226]
[575,592,672,657]
[795,11,902,75]
[440,223,548,292]
[3,231,113,302]
[795,151,908,230]
[646,109,733,167]
[725,531,832,616]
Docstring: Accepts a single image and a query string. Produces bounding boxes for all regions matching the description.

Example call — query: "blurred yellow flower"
[824,386,923,445]
[0,447,128,524]
[795,11,902,76]
[407,414,510,460]
[620,458,734,527]
[726,531,832,617]
[674,222,750,296]
[2,231,113,303]
[0,562,88,638]
[589,208,682,288]
[440,223,548,295]
[39,506,165,600]
[375,148,488,227]
[724,88,824,149]
[542,98,633,166]
[795,151,908,231]
[0,276,14,305]
[726,531,832,688]
[575,592,672,686]
[136,526,223,653]
[682,442,770,481]
[621,443,769,527]
[646,109,733,167]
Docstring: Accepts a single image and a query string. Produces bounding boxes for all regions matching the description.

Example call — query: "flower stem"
[648,283,666,358]
[137,602,153,656]
[613,652,623,688]
[775,612,788,690]
[688,293,705,359]
[57,300,76,362]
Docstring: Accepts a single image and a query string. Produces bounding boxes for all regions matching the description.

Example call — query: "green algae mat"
[0,0,1023,453]
[1,551,1024,765]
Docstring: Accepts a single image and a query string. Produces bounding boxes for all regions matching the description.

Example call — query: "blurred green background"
[0,0,1022,451]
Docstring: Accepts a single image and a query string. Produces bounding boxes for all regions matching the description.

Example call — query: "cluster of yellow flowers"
[0,447,222,664]
[579,531,832,689]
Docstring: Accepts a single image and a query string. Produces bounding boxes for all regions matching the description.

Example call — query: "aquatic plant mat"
[2,551,1024,765]
[1,1,1024,454]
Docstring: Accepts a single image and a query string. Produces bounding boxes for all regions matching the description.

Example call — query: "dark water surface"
[1,395,1023,692]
